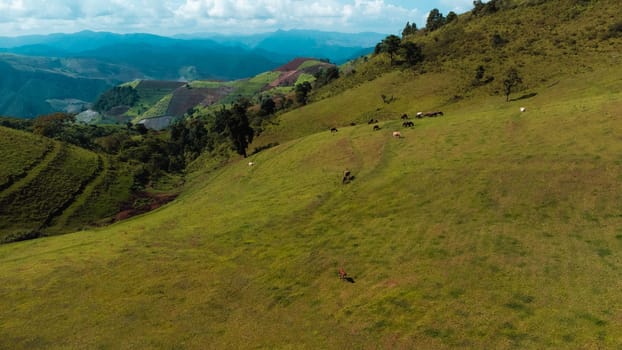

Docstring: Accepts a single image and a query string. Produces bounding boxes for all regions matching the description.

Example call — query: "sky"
[0,0,477,37]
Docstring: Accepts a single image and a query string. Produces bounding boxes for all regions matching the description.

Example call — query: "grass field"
[1,60,621,348]
[1,1,622,348]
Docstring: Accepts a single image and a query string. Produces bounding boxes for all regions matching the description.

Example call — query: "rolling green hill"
[1,0,622,348]
[0,126,133,242]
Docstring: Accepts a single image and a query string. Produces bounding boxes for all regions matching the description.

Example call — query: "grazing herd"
[329,110,448,137]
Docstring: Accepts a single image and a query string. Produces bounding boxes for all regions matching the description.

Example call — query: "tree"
[503,68,523,102]
[295,81,312,105]
[426,8,446,31]
[32,112,75,138]
[401,42,424,67]
[402,21,417,37]
[472,0,486,14]
[93,86,139,112]
[259,97,276,116]
[472,0,499,16]
[374,42,383,55]
[446,11,458,24]
[314,66,340,88]
[134,123,148,135]
[225,99,255,158]
[381,35,401,66]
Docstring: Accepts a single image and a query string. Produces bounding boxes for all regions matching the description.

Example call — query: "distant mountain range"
[0,30,386,118]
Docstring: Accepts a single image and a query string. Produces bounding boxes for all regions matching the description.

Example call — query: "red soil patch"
[274,57,316,72]
[267,70,302,88]
[114,192,177,222]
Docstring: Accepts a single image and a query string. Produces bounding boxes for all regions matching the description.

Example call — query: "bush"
[491,33,508,48]
[93,86,139,112]
[602,21,622,40]
[1,230,44,244]
[252,142,279,155]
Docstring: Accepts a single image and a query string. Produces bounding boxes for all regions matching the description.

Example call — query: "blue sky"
[0,0,476,37]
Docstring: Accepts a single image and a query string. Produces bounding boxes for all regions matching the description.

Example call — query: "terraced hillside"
[90,58,336,126]
[0,126,132,242]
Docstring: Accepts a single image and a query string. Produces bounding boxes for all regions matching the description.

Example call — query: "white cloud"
[0,0,463,36]
[439,0,474,13]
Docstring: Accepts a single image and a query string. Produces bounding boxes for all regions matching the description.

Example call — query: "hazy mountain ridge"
[0,30,380,118]
[180,29,387,63]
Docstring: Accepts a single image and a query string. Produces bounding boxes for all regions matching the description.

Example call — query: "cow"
[373,125,381,131]
[342,169,354,184]
[248,161,255,166]
[368,119,379,124]
[392,131,402,138]
[416,112,424,119]
[424,111,444,117]
[401,114,409,120]
[520,107,526,112]
[402,121,414,127]
[338,267,355,283]
[330,127,338,133]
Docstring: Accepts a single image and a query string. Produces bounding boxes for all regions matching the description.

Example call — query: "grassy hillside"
[45,156,134,233]
[0,127,133,242]
[0,59,621,348]
[0,127,54,190]
[1,1,622,348]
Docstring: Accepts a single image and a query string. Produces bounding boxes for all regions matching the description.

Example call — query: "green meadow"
[2,0,622,347]
[1,61,621,348]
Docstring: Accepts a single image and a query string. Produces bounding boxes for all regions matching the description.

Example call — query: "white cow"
[392,131,402,138]
[520,107,526,112]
